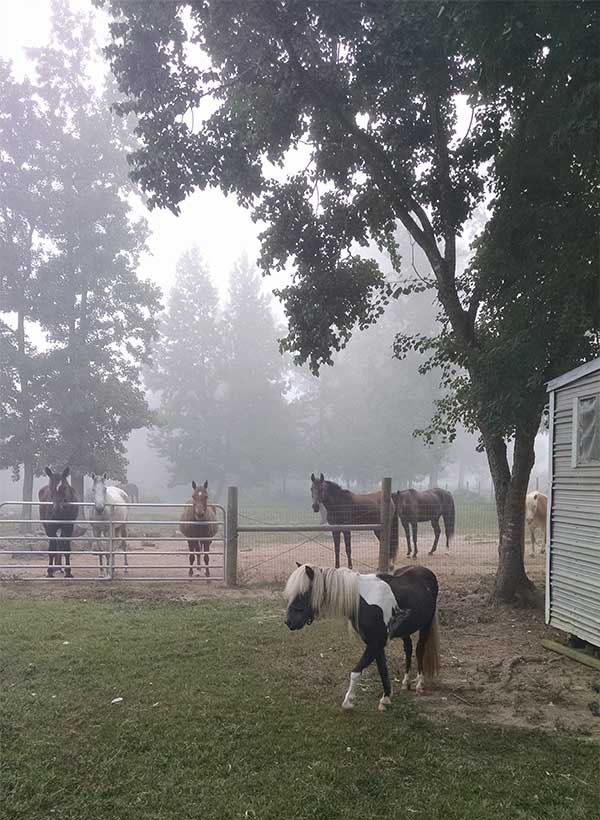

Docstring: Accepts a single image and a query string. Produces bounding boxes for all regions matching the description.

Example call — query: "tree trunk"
[484,426,537,602]
[428,467,438,489]
[20,460,35,535]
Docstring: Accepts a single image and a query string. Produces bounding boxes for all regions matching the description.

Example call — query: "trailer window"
[576,394,600,465]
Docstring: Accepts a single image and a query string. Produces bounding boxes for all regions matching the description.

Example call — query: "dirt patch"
[416,574,600,738]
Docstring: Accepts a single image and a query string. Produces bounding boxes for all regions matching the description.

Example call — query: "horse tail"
[422,611,440,679]
[442,493,455,549]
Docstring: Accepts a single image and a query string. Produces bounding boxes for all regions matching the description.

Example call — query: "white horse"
[90,473,129,577]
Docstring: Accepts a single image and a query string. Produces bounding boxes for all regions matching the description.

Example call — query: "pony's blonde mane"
[284,565,359,623]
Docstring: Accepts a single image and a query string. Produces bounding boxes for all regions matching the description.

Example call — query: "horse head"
[44,466,72,514]
[310,472,325,513]
[191,480,209,520]
[91,472,109,514]
[285,563,316,630]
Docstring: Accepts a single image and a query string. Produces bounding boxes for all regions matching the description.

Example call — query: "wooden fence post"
[226,486,238,587]
[378,477,392,573]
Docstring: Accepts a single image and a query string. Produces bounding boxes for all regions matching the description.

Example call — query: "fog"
[0,0,549,510]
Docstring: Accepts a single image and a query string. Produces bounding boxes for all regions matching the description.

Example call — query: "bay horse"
[38,466,79,578]
[180,480,218,577]
[310,473,399,570]
[123,482,140,504]
[393,488,455,559]
[90,473,129,577]
[285,563,440,710]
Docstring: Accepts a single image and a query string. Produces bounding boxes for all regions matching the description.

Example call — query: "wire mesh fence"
[236,501,544,585]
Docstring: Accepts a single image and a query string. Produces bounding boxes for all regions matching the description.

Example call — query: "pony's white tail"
[422,611,440,679]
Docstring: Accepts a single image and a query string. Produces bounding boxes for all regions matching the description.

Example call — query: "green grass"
[1,594,597,820]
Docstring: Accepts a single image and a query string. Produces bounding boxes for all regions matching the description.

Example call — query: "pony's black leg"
[411,523,418,559]
[342,642,382,710]
[376,650,392,710]
[332,531,341,568]
[47,534,55,578]
[343,530,352,569]
[429,519,441,555]
[203,541,210,578]
[401,637,413,689]
[402,519,412,557]
[188,541,197,577]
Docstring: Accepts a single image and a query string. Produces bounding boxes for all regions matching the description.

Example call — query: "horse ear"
[310,473,315,482]
[91,472,96,480]
[103,472,107,480]
[45,467,52,479]
[203,480,208,489]
[296,561,302,568]
[191,481,197,490]
[62,467,70,479]
[319,473,324,482]
[305,565,315,580]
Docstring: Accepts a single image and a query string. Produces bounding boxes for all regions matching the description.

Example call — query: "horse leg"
[342,642,381,710]
[415,623,433,694]
[401,637,413,689]
[402,519,411,558]
[529,526,535,557]
[343,530,352,569]
[411,522,418,559]
[376,650,392,711]
[332,531,341,569]
[188,541,197,577]
[47,532,56,578]
[121,525,128,575]
[62,524,73,578]
[203,541,210,578]
[429,519,441,555]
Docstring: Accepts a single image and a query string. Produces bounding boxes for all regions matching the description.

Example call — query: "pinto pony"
[38,466,79,578]
[180,480,218,577]
[285,563,440,710]
[310,473,399,570]
[393,488,455,559]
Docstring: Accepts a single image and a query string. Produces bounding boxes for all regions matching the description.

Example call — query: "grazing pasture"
[1,585,598,820]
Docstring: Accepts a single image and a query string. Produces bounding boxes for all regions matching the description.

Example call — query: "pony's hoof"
[401,676,411,691]
[378,696,391,711]
[341,698,354,710]
[412,555,418,560]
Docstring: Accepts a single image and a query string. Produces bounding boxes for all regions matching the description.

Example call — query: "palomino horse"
[180,480,218,577]
[310,473,399,569]
[525,491,547,556]
[393,488,455,559]
[90,473,129,576]
[38,466,79,578]
[285,563,440,710]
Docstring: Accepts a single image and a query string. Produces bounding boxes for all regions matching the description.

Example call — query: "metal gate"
[0,500,226,582]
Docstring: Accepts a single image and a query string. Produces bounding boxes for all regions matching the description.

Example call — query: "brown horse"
[180,480,218,577]
[310,473,399,570]
[393,488,455,559]
[38,466,79,578]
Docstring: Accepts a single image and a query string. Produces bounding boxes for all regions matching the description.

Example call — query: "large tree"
[0,0,161,500]
[221,255,296,491]
[146,247,225,489]
[102,1,600,600]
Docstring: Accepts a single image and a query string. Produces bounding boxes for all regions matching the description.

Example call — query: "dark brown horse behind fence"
[310,473,399,569]
[38,466,79,578]
[393,488,455,560]
[180,480,218,578]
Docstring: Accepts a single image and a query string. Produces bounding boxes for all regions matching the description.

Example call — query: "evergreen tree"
[147,247,225,489]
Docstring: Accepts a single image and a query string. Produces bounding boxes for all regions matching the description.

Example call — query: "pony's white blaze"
[284,564,360,623]
[358,574,397,626]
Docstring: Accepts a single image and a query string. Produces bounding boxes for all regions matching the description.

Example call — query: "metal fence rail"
[0,501,226,583]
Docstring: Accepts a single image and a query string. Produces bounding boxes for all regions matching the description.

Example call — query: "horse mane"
[284,565,359,623]
[323,480,352,502]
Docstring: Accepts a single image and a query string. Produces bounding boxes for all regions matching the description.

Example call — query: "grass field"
[1,592,598,820]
